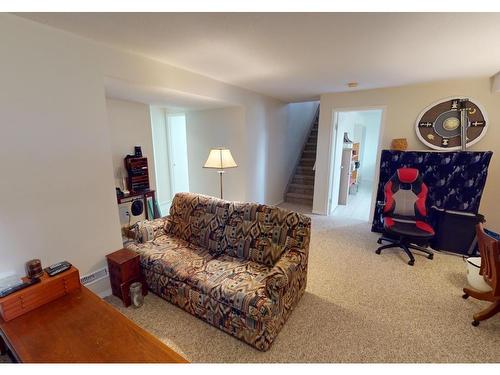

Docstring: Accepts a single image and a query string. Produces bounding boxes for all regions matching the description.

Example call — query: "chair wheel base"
[408,260,414,266]
[375,249,381,255]
[377,239,382,244]
[462,293,469,299]
[472,320,480,327]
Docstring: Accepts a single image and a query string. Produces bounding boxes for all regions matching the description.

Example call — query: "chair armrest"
[134,217,169,243]
[266,247,307,301]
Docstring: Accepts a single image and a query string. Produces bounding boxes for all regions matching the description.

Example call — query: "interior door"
[167,114,190,195]
[329,114,348,214]
[338,148,352,205]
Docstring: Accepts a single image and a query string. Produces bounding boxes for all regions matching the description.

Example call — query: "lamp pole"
[218,170,224,199]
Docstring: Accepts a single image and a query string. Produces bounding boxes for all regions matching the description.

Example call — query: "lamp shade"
[204,148,237,169]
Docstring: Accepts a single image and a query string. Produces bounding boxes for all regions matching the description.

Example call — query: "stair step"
[295,167,314,176]
[286,192,313,198]
[304,144,317,151]
[302,150,316,157]
[285,192,313,204]
[289,184,314,195]
[299,158,315,166]
[294,173,315,180]
[293,179,314,187]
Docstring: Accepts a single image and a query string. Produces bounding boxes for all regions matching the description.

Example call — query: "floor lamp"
[203,148,237,199]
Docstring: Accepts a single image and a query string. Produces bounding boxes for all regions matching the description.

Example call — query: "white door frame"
[326,105,387,221]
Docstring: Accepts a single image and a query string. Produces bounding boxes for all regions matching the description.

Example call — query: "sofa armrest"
[133,217,169,243]
[266,247,307,301]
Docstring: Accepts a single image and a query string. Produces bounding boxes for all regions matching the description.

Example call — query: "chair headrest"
[397,168,419,184]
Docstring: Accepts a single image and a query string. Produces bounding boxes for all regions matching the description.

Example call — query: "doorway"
[151,109,190,216]
[328,108,384,221]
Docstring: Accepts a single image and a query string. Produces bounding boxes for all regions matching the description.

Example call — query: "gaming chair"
[376,168,435,266]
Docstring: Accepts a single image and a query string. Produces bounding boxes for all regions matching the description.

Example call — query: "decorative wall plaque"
[415,97,488,150]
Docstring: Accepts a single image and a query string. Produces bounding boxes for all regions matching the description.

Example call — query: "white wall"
[185,107,247,201]
[0,15,122,294]
[313,77,500,232]
[106,98,156,191]
[0,14,288,295]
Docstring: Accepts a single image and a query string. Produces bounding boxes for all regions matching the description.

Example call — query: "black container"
[431,208,485,255]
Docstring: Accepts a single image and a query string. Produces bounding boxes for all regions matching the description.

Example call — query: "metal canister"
[26,259,43,279]
[129,282,144,308]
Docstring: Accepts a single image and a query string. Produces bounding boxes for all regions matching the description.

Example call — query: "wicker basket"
[391,138,408,151]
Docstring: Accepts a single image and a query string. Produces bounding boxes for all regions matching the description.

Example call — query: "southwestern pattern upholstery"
[126,192,311,351]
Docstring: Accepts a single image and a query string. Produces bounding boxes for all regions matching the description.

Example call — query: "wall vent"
[80,267,109,286]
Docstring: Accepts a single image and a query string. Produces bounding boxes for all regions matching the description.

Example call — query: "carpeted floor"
[2,205,497,364]
[104,203,500,363]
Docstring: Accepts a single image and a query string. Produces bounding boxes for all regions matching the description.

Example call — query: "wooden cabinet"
[106,249,147,307]
[0,268,81,322]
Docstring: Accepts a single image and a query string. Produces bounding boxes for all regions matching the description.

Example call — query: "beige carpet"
[3,204,496,364]
[103,203,499,363]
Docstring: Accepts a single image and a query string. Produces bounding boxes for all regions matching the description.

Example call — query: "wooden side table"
[106,249,147,307]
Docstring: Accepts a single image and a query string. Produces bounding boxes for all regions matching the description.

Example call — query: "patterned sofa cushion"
[187,254,276,319]
[130,234,277,320]
[222,202,311,266]
[130,235,214,284]
[165,192,232,254]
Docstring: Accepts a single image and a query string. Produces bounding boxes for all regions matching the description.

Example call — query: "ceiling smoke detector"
[347,82,358,88]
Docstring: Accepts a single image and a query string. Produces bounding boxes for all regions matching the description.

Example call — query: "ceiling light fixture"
[347,82,358,88]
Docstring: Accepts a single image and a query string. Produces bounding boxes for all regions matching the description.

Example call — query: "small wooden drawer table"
[106,248,148,307]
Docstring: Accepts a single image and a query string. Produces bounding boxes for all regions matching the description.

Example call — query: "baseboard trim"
[97,288,112,298]
[312,210,326,215]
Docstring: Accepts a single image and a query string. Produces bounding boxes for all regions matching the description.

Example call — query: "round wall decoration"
[415,97,488,151]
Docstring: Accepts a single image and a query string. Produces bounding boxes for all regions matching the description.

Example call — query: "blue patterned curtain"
[372,150,493,232]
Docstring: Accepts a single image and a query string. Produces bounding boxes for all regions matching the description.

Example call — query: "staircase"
[284,107,319,206]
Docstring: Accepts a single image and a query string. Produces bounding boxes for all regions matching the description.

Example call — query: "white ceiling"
[17,13,500,102]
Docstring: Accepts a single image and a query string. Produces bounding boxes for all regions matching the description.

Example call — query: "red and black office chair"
[375,168,435,266]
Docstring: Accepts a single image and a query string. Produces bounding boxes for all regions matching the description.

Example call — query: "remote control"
[45,261,72,277]
[0,278,41,298]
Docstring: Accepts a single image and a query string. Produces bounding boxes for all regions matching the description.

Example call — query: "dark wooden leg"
[463,287,495,302]
[474,301,500,322]
[0,336,6,355]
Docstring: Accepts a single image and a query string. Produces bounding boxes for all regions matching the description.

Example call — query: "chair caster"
[377,239,382,244]
[472,320,480,327]
[375,249,381,255]
[408,260,414,266]
[428,253,434,260]
[462,293,469,299]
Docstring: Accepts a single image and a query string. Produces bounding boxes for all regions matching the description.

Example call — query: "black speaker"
[131,199,144,216]
[134,146,143,157]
